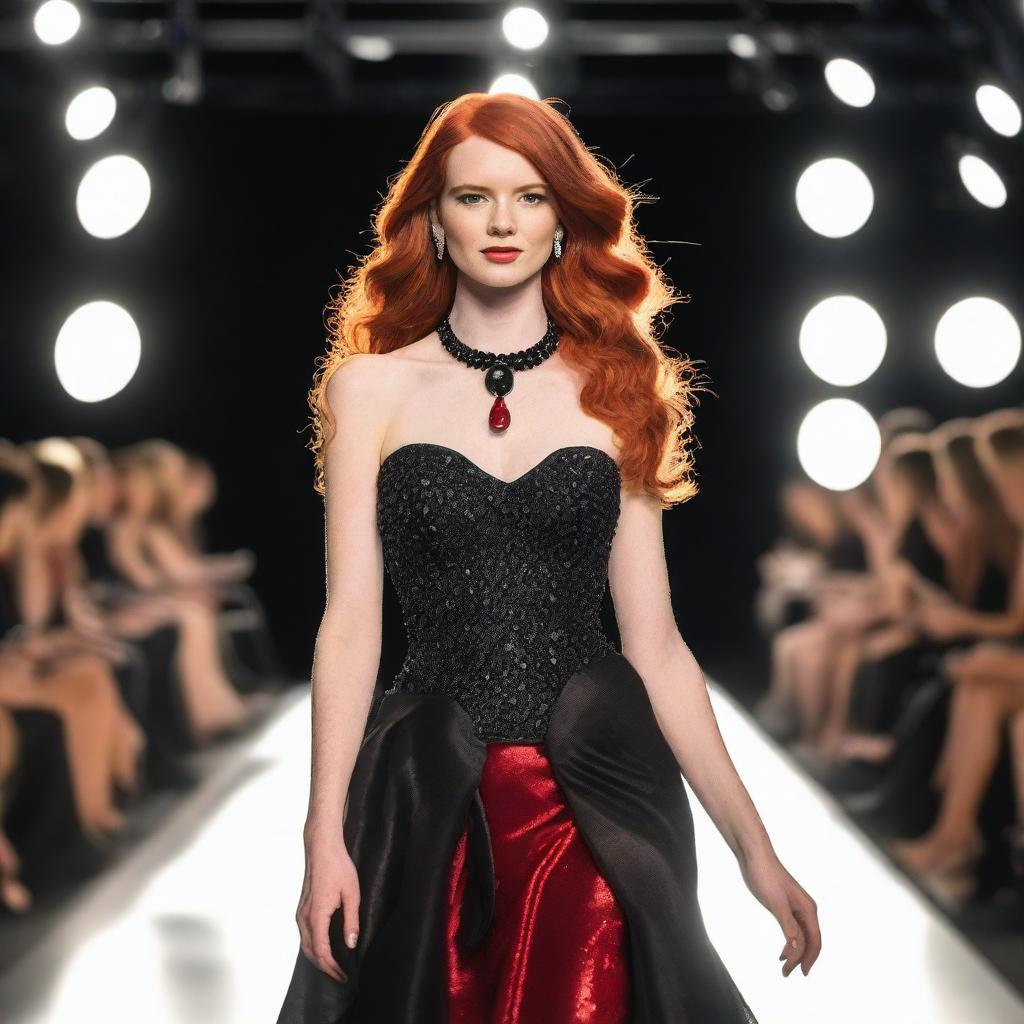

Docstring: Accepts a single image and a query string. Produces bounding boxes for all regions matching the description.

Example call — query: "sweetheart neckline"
[378,442,621,487]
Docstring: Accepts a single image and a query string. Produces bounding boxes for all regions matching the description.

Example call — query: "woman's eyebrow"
[447,183,548,194]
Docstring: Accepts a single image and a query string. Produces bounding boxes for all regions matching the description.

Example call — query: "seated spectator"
[884,414,1024,895]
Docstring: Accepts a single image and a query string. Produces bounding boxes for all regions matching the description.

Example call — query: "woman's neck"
[445,283,550,356]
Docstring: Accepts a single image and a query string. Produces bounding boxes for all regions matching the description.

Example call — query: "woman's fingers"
[297,899,346,984]
[311,902,346,982]
[792,897,821,975]
[341,880,361,952]
[778,915,804,977]
[778,889,821,977]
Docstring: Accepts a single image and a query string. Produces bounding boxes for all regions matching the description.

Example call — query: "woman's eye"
[456,193,546,205]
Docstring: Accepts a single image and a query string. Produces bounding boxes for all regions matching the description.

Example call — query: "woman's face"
[121,466,155,517]
[430,135,561,289]
[183,465,215,514]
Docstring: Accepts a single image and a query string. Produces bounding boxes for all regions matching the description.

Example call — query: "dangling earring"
[432,226,445,261]
[553,227,564,260]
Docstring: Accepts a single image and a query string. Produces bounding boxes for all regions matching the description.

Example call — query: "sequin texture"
[375,443,621,743]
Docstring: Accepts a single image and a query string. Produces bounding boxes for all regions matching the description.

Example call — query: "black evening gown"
[276,443,759,1023]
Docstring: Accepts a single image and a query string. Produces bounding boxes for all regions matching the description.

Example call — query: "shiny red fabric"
[446,741,631,1023]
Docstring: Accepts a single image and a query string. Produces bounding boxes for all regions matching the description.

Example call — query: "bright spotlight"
[76,154,152,239]
[54,301,142,402]
[346,36,395,62]
[975,84,1022,138]
[823,58,876,108]
[65,86,117,141]
[488,74,539,100]
[797,399,881,491]
[958,154,1008,209]
[502,8,549,50]
[34,0,81,45]
[935,297,1020,388]
[728,34,758,60]
[795,158,874,238]
[800,296,886,386]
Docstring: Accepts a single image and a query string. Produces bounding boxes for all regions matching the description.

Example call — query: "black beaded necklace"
[437,312,562,432]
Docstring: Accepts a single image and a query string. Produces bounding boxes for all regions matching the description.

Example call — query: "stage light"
[975,84,1022,138]
[799,296,886,386]
[502,8,549,51]
[728,34,758,60]
[935,297,1020,388]
[76,155,151,239]
[346,36,395,62]
[795,158,874,238]
[33,0,80,45]
[823,58,875,108]
[488,74,538,100]
[797,399,881,491]
[729,34,761,59]
[65,86,117,141]
[762,80,797,113]
[54,301,142,403]
[958,154,1008,208]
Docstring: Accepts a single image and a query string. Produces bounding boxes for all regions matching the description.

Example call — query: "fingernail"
[791,937,798,947]
[347,931,358,948]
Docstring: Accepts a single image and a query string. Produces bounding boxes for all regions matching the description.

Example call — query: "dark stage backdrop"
[2,101,1022,698]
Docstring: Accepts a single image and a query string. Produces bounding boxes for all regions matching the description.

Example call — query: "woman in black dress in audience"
[806,427,1003,764]
[102,444,267,744]
[0,444,141,837]
[886,414,1024,894]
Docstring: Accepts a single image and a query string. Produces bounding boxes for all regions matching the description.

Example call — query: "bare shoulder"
[324,351,387,410]
[324,341,438,414]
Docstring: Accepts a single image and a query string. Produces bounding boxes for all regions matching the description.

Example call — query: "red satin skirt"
[446,741,631,1023]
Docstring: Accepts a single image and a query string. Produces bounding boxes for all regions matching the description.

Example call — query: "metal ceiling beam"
[0,18,976,57]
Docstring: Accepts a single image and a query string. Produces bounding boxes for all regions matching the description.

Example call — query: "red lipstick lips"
[482,246,522,263]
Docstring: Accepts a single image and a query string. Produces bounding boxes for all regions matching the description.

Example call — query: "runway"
[1,680,1022,1024]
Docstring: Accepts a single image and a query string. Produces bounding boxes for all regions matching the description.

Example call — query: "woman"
[754,479,868,633]
[760,436,924,750]
[811,419,1016,770]
[803,434,962,761]
[105,445,268,746]
[886,415,1024,898]
[0,446,135,838]
[277,92,820,1023]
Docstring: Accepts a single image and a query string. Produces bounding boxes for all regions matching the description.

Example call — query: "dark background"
[2,96,1022,696]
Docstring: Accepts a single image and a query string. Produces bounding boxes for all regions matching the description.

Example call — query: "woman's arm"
[607,487,774,868]
[304,354,388,843]
[141,524,216,586]
[912,541,1024,641]
[608,485,821,974]
[296,352,389,982]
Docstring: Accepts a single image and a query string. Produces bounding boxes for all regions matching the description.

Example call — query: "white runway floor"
[1,680,1023,1024]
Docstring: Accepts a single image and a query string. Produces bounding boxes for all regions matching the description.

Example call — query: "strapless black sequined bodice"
[375,442,621,743]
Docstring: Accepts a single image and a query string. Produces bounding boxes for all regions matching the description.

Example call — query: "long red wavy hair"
[306,91,709,508]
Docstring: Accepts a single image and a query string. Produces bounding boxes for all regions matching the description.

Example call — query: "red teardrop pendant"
[489,396,511,432]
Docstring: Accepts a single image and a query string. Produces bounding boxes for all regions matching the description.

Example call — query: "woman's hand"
[739,853,821,977]
[296,837,361,984]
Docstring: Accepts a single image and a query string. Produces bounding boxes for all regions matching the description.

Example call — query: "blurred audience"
[0,436,286,918]
[755,406,1024,917]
